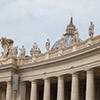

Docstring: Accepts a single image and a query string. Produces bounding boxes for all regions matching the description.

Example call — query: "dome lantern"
[51,17,81,51]
[66,17,76,35]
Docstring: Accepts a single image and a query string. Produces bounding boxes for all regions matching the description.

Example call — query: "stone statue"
[0,37,14,57]
[13,46,18,57]
[88,22,94,38]
[45,38,50,52]
[9,46,14,56]
[8,46,18,57]
[59,34,65,48]
[30,48,34,56]
[33,42,38,50]
[73,29,79,43]
[19,45,26,57]
[30,42,41,56]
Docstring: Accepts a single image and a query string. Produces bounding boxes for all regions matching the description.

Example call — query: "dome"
[51,17,82,51]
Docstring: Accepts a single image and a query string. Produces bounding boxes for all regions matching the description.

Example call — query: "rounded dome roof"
[51,17,82,51]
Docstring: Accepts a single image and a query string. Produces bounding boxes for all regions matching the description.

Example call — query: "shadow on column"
[37,79,44,100]
[64,74,71,100]
[79,71,86,100]
[51,77,57,100]
[25,82,31,100]
[94,68,100,100]
[0,82,6,100]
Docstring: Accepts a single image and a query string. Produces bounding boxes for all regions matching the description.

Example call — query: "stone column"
[86,70,95,100]
[43,78,50,100]
[6,81,12,100]
[71,73,79,100]
[30,81,37,100]
[57,76,64,100]
[16,82,26,100]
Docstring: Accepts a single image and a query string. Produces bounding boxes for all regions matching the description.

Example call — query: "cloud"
[0,0,99,54]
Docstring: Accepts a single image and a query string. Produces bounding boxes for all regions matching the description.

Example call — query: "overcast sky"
[0,0,99,55]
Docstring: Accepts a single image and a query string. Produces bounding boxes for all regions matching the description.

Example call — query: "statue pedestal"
[0,57,17,66]
[32,56,36,63]
[58,48,63,56]
[45,52,50,60]
[86,38,93,47]
[18,58,24,65]
[72,44,77,52]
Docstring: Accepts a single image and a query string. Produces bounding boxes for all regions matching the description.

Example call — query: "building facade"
[0,18,100,100]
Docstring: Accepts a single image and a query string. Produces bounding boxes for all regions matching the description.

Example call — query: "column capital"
[44,77,51,81]
[6,81,11,83]
[58,76,64,80]
[6,81,12,87]
[87,70,94,74]
[72,72,79,77]
[30,80,37,84]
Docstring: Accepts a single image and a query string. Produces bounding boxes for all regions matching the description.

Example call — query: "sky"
[0,0,100,55]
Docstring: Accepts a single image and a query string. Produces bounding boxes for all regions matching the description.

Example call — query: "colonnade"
[20,70,95,100]
[0,70,97,100]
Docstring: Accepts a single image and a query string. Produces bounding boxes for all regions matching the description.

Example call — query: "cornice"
[0,63,17,71]
[18,41,100,71]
